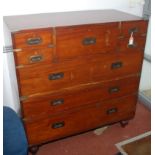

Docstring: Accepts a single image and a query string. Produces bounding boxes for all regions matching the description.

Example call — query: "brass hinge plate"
[16,65,24,69]
[20,96,28,101]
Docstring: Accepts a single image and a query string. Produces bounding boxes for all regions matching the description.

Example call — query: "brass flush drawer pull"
[51,99,64,106]
[48,72,64,80]
[128,27,139,33]
[107,108,118,115]
[111,61,123,69]
[30,55,43,63]
[82,37,96,45]
[109,87,120,93]
[52,122,65,129]
[27,37,42,45]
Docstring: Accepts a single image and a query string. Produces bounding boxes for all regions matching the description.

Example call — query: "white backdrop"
[1,0,144,16]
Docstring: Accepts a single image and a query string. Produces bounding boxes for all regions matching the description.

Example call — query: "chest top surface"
[4,9,143,31]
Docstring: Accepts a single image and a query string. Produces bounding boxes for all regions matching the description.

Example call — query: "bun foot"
[29,145,39,155]
[120,120,129,128]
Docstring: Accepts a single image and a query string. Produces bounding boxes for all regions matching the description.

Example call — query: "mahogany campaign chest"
[9,10,148,149]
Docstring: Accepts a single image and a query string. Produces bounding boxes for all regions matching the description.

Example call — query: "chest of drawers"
[7,10,148,150]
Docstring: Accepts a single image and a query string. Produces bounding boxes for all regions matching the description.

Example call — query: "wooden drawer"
[92,51,143,81]
[21,75,140,118]
[14,47,53,66]
[24,94,137,145]
[17,51,143,96]
[18,64,91,96]
[118,37,146,52]
[12,28,54,49]
[56,23,119,60]
[121,20,148,37]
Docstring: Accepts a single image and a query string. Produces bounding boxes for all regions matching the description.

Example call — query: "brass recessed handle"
[109,87,120,93]
[82,37,96,45]
[30,55,43,63]
[111,62,123,69]
[107,108,118,115]
[52,122,65,129]
[51,99,64,106]
[128,27,139,33]
[27,37,42,45]
[48,72,64,80]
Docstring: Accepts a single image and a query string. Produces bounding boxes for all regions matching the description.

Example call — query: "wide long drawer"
[21,75,140,118]
[24,94,137,145]
[17,51,143,96]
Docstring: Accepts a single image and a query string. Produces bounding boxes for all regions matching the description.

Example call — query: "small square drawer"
[24,94,137,145]
[121,20,148,37]
[12,28,54,49]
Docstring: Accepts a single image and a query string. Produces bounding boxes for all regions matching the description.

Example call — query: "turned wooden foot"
[120,120,129,128]
[115,152,123,155]
[29,145,39,155]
